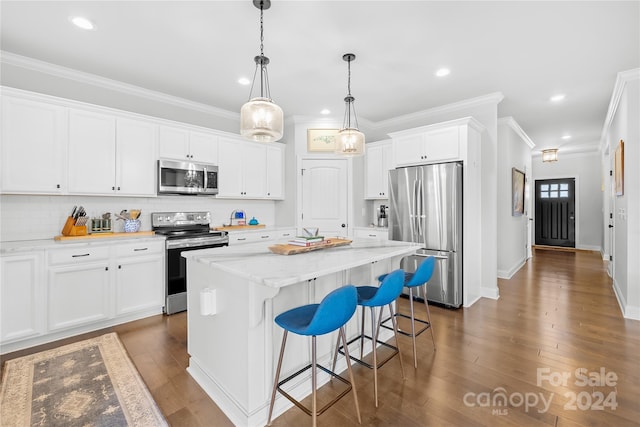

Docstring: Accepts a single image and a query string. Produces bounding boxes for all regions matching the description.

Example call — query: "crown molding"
[498,116,535,149]
[370,92,504,130]
[0,51,240,121]
[599,67,640,152]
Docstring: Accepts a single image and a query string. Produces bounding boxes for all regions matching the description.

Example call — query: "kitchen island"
[183,239,419,427]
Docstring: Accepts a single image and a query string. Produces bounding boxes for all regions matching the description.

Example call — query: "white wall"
[532,151,603,251]
[497,118,533,279]
[601,69,640,320]
[0,194,277,242]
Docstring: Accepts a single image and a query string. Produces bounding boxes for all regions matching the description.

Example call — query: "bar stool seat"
[335,269,407,407]
[267,285,361,427]
[379,256,436,368]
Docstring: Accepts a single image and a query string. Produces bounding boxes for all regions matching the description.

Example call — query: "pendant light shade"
[240,0,283,142]
[335,53,365,156]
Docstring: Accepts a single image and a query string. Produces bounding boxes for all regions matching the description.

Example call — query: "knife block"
[61,216,87,236]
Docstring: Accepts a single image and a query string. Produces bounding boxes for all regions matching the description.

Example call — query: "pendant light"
[335,53,365,156]
[240,0,283,142]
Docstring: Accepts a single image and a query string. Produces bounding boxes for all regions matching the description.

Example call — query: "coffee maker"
[377,205,388,228]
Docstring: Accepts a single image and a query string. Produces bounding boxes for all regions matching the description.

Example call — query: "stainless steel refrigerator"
[388,162,463,307]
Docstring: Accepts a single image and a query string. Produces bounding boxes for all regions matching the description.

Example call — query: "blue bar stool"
[334,269,406,407]
[380,256,436,368]
[267,285,361,427]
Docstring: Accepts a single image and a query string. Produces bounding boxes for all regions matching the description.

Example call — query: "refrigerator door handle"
[417,179,424,236]
[415,252,449,260]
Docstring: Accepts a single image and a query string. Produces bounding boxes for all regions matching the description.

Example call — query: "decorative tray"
[268,238,352,255]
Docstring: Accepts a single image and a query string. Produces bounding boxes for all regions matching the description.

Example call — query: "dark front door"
[535,178,575,247]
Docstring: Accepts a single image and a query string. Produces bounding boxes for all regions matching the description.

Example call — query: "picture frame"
[512,167,525,216]
[615,139,624,196]
[307,128,339,152]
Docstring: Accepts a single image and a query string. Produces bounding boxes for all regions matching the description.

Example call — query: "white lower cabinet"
[0,251,45,342]
[47,245,112,331]
[115,241,164,315]
[353,228,389,240]
[48,260,111,331]
[0,239,165,352]
[227,228,296,245]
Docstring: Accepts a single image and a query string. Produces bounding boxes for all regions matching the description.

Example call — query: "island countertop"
[183,238,420,288]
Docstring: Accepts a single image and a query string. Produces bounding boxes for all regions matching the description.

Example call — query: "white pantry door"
[301,159,348,237]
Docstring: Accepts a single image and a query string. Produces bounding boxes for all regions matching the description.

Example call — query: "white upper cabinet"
[68,109,157,196]
[218,136,284,199]
[393,125,460,166]
[365,139,394,199]
[158,125,218,164]
[266,144,284,199]
[1,96,67,194]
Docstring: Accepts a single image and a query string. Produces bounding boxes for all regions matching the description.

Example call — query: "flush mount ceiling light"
[542,149,559,162]
[240,0,283,143]
[69,16,95,30]
[335,53,365,156]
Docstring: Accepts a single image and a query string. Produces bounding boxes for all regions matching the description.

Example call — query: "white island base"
[184,239,419,427]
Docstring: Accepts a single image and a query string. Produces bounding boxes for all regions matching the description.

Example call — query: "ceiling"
[1,1,638,154]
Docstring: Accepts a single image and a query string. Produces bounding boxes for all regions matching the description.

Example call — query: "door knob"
[341,224,346,228]
[608,224,614,228]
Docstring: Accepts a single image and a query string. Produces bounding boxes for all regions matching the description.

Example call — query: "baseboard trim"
[533,245,597,253]
[612,279,640,321]
[497,257,527,279]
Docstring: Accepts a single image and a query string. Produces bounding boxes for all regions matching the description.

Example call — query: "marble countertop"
[184,239,419,288]
[0,234,165,254]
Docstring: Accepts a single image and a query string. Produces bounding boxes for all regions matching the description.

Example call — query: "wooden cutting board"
[54,231,155,241]
[268,238,352,255]
[212,225,266,231]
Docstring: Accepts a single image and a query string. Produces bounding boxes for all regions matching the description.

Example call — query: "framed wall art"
[512,167,525,216]
[615,139,624,196]
[307,128,339,152]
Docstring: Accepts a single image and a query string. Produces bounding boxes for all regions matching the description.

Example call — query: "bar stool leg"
[267,330,288,426]
[359,307,366,360]
[422,284,436,349]
[387,303,406,380]
[408,287,418,368]
[370,306,379,407]
[312,336,317,427]
[339,326,362,424]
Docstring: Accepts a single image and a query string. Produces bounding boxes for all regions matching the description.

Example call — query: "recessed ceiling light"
[550,94,566,102]
[69,16,95,30]
[238,77,251,86]
[561,134,571,140]
[435,68,450,77]
[320,109,331,115]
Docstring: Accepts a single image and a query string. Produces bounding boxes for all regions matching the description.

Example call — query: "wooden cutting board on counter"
[212,225,266,231]
[54,231,155,241]
[268,238,352,255]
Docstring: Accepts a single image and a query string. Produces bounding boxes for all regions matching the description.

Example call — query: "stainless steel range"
[152,211,228,315]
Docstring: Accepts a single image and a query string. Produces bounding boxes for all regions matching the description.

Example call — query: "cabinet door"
[423,126,460,161]
[0,253,44,342]
[217,137,244,197]
[68,109,116,194]
[189,131,219,164]
[1,97,66,193]
[393,133,425,166]
[48,262,111,331]
[115,255,164,315]
[116,118,157,196]
[243,142,267,198]
[365,144,385,199]
[158,125,190,160]
[265,145,284,199]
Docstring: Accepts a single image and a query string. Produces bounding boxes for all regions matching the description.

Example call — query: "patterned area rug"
[0,332,168,426]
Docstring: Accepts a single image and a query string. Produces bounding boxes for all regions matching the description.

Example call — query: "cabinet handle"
[282,233,290,236]
[369,234,377,237]
[117,186,121,191]
[112,186,115,190]
[105,266,109,271]
[118,265,122,269]
[133,247,148,251]
[237,238,247,241]
[261,235,270,239]
[56,184,60,189]
[72,253,90,258]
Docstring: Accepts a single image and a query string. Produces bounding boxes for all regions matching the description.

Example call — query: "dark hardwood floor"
[3,248,639,426]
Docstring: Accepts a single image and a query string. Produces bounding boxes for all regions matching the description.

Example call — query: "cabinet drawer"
[115,241,164,257]
[47,246,110,265]
[354,229,389,240]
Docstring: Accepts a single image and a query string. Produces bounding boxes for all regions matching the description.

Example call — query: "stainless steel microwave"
[158,159,218,195]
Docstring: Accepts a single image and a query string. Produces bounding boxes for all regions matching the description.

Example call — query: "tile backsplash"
[0,194,278,242]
